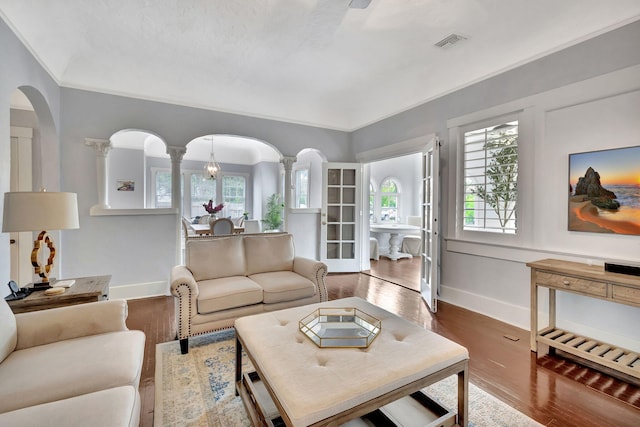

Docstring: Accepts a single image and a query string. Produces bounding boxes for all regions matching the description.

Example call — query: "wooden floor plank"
[126,259,640,427]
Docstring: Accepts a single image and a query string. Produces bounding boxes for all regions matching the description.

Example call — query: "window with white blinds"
[463,120,518,233]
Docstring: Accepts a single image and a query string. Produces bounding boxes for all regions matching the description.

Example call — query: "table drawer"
[536,272,607,297]
[612,284,640,306]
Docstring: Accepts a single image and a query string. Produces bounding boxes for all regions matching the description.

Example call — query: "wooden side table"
[6,275,111,314]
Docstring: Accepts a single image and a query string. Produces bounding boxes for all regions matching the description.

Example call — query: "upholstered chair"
[211,217,234,235]
[370,237,379,260]
[243,219,261,234]
[401,215,422,256]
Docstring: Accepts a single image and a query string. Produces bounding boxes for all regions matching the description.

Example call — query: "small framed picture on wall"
[117,180,135,191]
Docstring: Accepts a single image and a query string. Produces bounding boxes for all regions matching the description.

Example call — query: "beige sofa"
[0,299,145,427]
[170,233,328,354]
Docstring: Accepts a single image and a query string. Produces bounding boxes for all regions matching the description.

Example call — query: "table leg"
[457,366,469,427]
[382,232,413,261]
[235,335,242,396]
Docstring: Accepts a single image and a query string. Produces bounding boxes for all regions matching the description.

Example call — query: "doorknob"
[9,239,16,244]
[322,222,327,225]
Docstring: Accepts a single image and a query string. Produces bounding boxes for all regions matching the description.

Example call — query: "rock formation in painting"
[574,167,620,210]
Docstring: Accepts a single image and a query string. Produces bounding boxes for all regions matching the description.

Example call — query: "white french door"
[421,138,440,312]
[320,163,362,272]
[9,127,33,286]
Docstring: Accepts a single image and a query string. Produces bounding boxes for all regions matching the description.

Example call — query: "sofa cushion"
[244,234,294,275]
[0,330,145,413]
[186,236,246,281]
[197,276,264,314]
[0,386,140,427]
[0,300,17,364]
[249,271,316,304]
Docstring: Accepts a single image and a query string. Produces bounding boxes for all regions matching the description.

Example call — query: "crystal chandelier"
[204,136,221,179]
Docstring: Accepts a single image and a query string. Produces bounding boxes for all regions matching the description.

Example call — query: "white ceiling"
[2,1,639,131]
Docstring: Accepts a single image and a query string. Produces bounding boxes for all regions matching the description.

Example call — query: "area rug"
[155,330,543,427]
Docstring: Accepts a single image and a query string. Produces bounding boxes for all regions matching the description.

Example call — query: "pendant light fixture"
[204,136,221,179]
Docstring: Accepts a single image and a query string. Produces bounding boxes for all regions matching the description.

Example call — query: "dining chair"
[243,219,261,234]
[198,214,211,224]
[401,216,422,256]
[210,218,234,236]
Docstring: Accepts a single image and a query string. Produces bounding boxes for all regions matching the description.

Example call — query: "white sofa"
[170,233,328,354]
[0,299,145,427]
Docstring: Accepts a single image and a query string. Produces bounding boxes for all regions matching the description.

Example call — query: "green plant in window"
[464,193,475,225]
[472,132,518,231]
[263,193,284,230]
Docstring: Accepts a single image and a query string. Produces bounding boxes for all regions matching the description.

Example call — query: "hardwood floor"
[127,260,640,427]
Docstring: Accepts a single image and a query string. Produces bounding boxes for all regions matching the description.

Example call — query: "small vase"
[208,214,217,225]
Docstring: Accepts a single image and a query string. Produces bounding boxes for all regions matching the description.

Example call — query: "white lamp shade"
[2,192,80,232]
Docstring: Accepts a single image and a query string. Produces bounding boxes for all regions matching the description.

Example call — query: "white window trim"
[379,176,401,223]
[221,173,249,217]
[449,108,534,247]
[292,163,310,209]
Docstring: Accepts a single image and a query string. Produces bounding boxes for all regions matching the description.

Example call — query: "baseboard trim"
[110,280,169,300]
[439,284,530,331]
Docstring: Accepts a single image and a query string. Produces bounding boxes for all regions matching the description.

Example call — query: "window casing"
[369,181,375,221]
[294,167,309,208]
[462,120,518,234]
[380,178,399,223]
[151,169,247,218]
[222,175,246,217]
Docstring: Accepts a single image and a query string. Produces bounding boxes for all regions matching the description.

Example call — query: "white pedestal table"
[370,223,420,261]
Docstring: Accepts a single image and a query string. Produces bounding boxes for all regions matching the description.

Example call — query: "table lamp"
[2,191,79,288]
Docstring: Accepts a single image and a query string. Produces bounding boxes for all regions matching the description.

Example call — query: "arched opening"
[183,134,282,224]
[109,129,169,209]
[8,86,60,286]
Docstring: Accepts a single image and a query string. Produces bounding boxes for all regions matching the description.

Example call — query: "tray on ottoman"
[298,307,381,348]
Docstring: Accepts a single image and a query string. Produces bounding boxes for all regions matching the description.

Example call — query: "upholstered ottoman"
[235,297,469,426]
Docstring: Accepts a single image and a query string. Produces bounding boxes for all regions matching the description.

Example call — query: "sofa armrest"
[15,299,129,350]
[170,265,200,340]
[293,257,328,302]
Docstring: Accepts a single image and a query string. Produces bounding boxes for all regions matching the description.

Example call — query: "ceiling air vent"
[434,33,467,48]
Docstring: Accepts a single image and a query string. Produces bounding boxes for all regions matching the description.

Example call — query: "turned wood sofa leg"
[180,338,189,354]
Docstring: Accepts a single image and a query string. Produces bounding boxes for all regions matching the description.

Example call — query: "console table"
[6,275,111,314]
[527,259,640,382]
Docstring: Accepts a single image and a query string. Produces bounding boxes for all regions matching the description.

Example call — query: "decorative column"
[281,156,297,232]
[85,138,111,211]
[167,146,186,265]
[167,146,186,214]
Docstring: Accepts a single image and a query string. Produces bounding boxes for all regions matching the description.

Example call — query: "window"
[369,181,375,221]
[380,178,399,222]
[463,120,518,233]
[222,175,246,217]
[294,168,309,208]
[190,175,216,218]
[154,170,172,208]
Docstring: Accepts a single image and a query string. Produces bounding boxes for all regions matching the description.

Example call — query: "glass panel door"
[321,163,361,272]
[421,138,440,312]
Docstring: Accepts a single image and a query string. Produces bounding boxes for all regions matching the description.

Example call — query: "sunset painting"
[569,146,640,235]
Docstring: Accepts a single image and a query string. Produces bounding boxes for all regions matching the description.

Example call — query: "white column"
[167,146,186,214]
[85,138,111,211]
[167,146,186,265]
[281,156,296,232]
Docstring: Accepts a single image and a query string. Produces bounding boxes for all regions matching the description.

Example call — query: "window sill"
[89,206,178,216]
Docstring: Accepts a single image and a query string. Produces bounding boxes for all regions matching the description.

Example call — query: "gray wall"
[1,18,61,295]
[352,20,640,351]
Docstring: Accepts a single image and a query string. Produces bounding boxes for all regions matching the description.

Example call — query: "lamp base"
[30,281,55,291]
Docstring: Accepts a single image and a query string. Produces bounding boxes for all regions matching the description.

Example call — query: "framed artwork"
[117,180,135,191]
[568,146,640,235]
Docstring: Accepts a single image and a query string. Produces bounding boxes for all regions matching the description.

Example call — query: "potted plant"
[263,193,284,231]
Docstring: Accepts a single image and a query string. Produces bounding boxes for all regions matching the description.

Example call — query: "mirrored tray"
[299,307,381,348]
